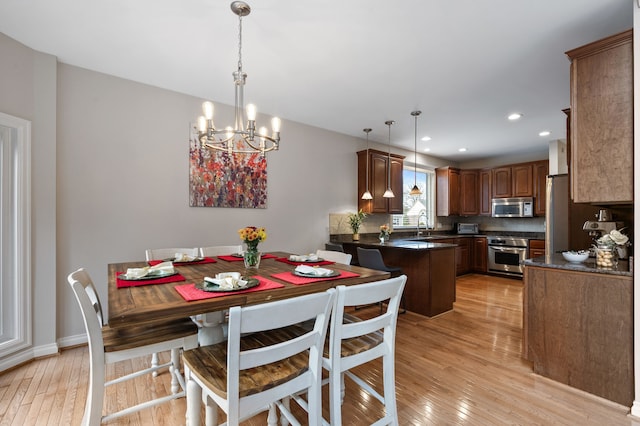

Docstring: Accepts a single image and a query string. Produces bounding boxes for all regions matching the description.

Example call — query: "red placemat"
[148,257,217,266]
[270,270,360,285]
[217,253,278,262]
[174,276,285,301]
[116,272,186,288]
[275,257,335,266]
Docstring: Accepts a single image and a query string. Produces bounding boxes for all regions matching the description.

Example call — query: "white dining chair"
[324,275,407,425]
[199,244,243,257]
[145,247,199,261]
[67,268,198,425]
[316,249,352,265]
[183,289,336,426]
[144,247,199,373]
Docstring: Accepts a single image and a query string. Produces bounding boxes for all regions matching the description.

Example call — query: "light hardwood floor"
[0,274,635,425]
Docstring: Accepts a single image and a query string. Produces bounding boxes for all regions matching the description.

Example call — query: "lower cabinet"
[440,238,472,276]
[472,237,487,272]
[529,239,545,258]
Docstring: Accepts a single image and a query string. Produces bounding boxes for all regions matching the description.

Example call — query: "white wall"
[54,64,370,340]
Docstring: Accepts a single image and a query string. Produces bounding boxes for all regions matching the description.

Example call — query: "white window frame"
[392,166,436,230]
[0,112,32,359]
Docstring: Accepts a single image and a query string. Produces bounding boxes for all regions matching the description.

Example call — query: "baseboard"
[57,333,88,349]
[0,342,59,372]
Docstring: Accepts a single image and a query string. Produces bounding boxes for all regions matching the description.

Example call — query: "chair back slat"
[199,245,243,257]
[316,249,352,265]
[145,247,198,261]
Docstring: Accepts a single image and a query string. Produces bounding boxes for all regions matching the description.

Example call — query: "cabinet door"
[455,238,472,275]
[532,161,549,216]
[459,170,479,216]
[388,157,404,214]
[436,167,460,216]
[370,152,389,213]
[512,164,533,197]
[529,239,545,258]
[479,169,492,216]
[472,237,487,272]
[492,167,512,198]
[567,30,632,203]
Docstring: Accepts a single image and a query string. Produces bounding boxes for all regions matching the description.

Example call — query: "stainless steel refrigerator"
[545,174,569,256]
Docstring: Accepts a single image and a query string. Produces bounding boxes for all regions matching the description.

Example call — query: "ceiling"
[0,0,633,162]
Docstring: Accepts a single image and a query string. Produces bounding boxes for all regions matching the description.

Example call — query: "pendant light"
[383,120,395,198]
[361,128,373,200]
[409,111,423,196]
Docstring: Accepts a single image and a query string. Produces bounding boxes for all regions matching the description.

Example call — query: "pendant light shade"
[383,120,395,198]
[409,110,423,197]
[361,128,373,200]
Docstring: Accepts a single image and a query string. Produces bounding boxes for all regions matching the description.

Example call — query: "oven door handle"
[489,246,526,253]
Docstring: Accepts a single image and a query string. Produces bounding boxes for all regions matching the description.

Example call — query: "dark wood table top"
[108,251,389,329]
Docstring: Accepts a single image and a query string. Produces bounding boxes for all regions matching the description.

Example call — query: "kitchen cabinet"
[435,167,460,216]
[440,237,472,276]
[524,265,633,406]
[472,237,487,272]
[493,163,533,198]
[528,239,545,258]
[532,161,548,217]
[479,168,492,216]
[459,170,479,216]
[566,29,633,204]
[357,149,405,214]
[492,167,512,198]
[512,164,533,197]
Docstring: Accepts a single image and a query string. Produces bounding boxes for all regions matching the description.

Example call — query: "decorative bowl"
[562,251,589,263]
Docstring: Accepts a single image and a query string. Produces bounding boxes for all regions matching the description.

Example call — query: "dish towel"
[271,270,360,285]
[174,276,285,301]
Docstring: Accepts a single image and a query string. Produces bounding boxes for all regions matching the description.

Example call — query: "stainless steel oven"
[487,236,528,277]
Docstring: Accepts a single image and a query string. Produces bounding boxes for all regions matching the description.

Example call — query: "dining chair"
[67,268,199,425]
[183,289,336,426]
[145,247,199,261]
[324,275,407,426]
[316,249,352,265]
[144,247,199,373]
[199,244,243,257]
[355,247,405,313]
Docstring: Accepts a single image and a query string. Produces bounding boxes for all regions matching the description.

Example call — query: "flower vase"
[352,233,360,241]
[616,246,628,260]
[379,236,385,244]
[243,245,261,271]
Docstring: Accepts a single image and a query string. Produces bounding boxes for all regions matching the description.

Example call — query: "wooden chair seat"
[103,318,198,352]
[184,325,310,399]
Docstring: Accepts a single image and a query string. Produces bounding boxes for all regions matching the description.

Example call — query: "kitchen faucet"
[416,210,427,236]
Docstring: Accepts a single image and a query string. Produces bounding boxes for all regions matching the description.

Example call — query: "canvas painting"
[189,138,267,208]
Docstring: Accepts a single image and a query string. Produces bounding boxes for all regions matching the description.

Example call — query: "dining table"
[108,251,390,345]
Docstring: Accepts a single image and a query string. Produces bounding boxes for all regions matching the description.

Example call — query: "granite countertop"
[335,235,457,250]
[331,231,545,244]
[523,254,632,277]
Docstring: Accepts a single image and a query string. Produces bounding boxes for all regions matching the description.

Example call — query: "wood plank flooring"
[0,274,634,425]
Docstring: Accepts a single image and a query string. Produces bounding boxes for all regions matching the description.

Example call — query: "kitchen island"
[332,236,457,317]
[522,255,633,406]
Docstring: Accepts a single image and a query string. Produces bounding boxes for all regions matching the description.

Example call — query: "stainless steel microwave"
[491,197,534,218]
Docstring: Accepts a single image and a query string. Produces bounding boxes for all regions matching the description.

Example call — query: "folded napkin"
[203,272,249,290]
[289,253,319,262]
[124,261,174,279]
[295,265,334,276]
[174,252,196,262]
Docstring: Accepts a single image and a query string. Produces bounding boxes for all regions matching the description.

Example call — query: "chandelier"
[196,1,281,154]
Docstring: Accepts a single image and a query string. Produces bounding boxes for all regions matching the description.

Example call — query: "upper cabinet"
[566,29,633,204]
[492,163,533,198]
[532,161,549,216]
[492,167,512,198]
[436,167,460,216]
[459,170,479,216]
[357,149,405,214]
[479,168,492,216]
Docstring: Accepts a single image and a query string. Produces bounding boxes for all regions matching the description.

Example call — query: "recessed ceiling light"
[423,148,431,152]
[508,113,522,120]
[421,136,431,141]
[539,130,551,136]
[458,148,467,152]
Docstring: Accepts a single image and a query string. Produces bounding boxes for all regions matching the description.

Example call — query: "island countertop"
[523,254,632,277]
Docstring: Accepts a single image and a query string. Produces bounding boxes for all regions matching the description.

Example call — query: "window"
[392,167,435,229]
